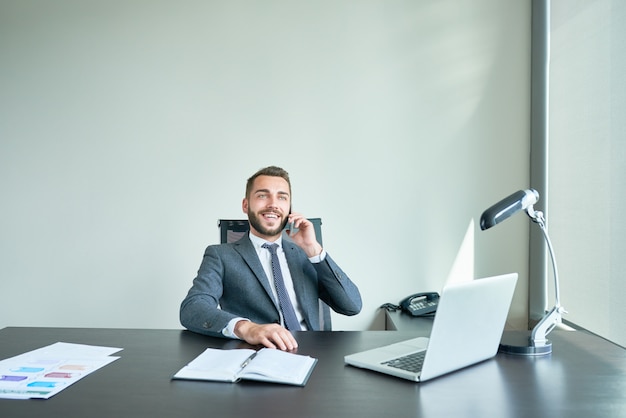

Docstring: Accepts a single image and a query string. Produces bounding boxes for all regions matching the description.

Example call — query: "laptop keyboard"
[381,351,426,373]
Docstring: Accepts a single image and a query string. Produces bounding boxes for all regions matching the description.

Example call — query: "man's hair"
[245,166,291,199]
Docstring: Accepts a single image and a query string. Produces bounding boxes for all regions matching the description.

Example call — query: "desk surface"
[1,327,626,418]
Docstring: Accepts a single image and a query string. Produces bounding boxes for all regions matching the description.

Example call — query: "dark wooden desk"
[1,327,626,418]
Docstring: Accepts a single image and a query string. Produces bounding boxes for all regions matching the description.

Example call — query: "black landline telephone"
[398,292,440,316]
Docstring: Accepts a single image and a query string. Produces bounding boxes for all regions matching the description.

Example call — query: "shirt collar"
[249,232,283,250]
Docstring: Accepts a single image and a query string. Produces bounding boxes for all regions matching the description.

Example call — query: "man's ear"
[242,198,249,214]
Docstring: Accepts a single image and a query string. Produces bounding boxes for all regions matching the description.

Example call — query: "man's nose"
[266,195,278,208]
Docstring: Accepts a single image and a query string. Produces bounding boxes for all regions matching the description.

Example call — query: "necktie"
[262,243,301,331]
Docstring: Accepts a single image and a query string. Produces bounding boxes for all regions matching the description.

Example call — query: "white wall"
[549,0,626,347]
[0,0,531,332]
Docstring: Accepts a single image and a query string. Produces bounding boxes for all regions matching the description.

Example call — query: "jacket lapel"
[233,236,277,306]
[283,240,316,329]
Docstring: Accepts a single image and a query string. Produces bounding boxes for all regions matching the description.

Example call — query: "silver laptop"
[344,273,518,382]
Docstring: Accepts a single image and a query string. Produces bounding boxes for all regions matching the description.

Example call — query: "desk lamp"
[480,189,566,355]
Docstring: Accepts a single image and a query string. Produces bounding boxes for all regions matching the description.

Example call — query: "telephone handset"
[399,292,440,317]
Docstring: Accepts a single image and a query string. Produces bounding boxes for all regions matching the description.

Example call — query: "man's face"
[243,175,291,240]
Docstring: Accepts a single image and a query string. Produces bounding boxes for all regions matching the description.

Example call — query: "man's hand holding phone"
[286,213,323,258]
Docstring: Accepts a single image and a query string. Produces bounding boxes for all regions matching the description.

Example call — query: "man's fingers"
[241,323,298,351]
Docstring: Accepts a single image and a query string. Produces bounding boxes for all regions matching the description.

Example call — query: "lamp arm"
[530,306,563,346]
[525,207,567,347]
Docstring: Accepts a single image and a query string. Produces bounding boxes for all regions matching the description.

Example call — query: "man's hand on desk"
[234,321,299,351]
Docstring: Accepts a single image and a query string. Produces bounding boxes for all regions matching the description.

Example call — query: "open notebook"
[345,273,518,382]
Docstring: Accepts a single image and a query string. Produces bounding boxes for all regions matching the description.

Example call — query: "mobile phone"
[287,212,298,236]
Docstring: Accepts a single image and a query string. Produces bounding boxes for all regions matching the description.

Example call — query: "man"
[180,166,362,351]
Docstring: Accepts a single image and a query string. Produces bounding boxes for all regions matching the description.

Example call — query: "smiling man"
[179,166,362,351]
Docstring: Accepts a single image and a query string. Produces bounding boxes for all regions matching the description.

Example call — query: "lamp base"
[499,330,552,356]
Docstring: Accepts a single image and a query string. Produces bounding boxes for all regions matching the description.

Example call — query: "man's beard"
[248,211,288,237]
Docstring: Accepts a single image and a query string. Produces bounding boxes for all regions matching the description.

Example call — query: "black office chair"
[218,218,332,330]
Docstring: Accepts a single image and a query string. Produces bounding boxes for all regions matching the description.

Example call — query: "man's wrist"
[308,247,326,263]
[222,317,249,339]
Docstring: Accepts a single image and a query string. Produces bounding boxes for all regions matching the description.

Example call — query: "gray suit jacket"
[179,234,362,338]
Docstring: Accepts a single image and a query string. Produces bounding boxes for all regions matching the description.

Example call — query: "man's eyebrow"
[253,189,290,197]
